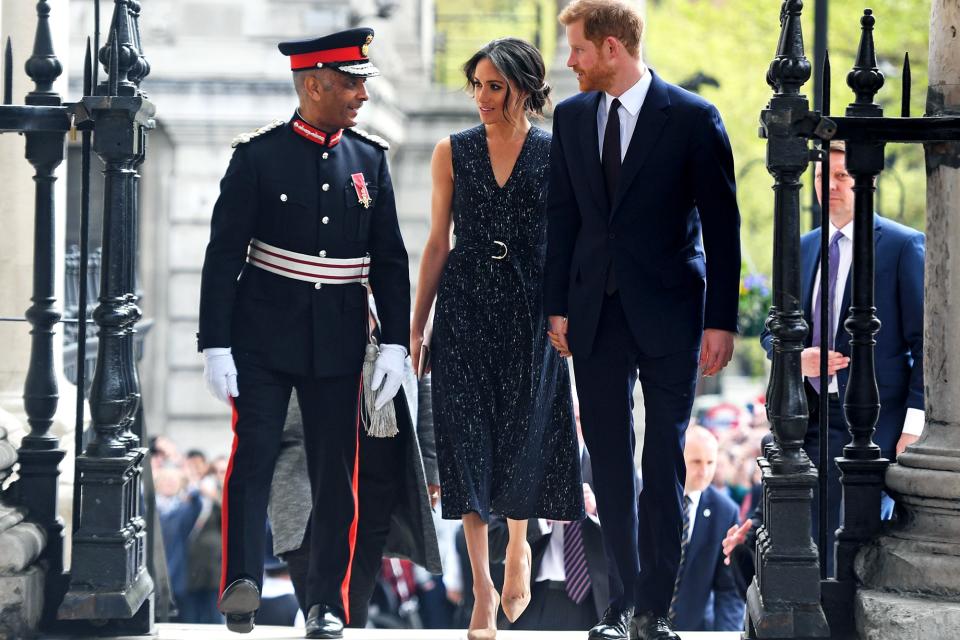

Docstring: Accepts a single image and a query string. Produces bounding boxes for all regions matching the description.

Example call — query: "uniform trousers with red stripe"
[282,422,407,627]
[223,353,363,621]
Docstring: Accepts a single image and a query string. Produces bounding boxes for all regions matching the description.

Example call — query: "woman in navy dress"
[411,39,583,639]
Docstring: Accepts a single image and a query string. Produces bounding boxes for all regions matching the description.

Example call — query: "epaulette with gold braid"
[231,119,286,148]
[346,127,390,150]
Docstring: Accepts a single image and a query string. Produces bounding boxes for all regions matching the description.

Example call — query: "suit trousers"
[222,355,363,621]
[283,424,407,626]
[804,388,846,577]
[510,580,596,631]
[573,293,699,616]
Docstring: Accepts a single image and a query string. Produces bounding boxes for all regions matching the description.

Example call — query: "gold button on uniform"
[319,250,327,257]
[280,194,288,202]
[314,282,322,290]
[322,183,330,192]
[322,216,330,224]
[322,152,329,160]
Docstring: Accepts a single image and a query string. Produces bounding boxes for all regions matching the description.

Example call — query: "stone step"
[46,625,742,640]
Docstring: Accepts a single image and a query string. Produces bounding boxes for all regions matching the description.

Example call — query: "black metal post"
[834,6,888,588]
[810,0,828,231]
[747,2,829,637]
[58,1,155,631]
[15,0,68,622]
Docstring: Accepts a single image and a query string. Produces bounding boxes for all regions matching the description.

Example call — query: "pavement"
[43,625,743,640]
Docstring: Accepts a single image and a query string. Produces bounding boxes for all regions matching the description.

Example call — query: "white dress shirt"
[597,70,653,161]
[684,490,702,544]
[809,221,924,436]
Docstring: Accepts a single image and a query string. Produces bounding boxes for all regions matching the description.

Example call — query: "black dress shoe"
[589,605,635,640]
[218,578,260,634]
[630,611,680,640]
[305,604,345,639]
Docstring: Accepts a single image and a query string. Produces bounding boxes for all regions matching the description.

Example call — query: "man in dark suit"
[669,426,743,632]
[760,140,925,575]
[197,29,410,637]
[544,2,741,639]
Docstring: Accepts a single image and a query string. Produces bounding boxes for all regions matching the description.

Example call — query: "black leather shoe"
[305,604,345,639]
[218,578,260,634]
[589,605,635,640]
[630,611,680,640]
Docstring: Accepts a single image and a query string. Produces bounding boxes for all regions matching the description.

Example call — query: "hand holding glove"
[371,344,406,411]
[203,347,239,405]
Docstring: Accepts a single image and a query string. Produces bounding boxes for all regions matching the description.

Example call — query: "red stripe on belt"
[248,255,367,280]
[253,245,368,269]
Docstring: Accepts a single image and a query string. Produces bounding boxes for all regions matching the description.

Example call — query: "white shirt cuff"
[902,408,925,437]
[203,347,231,357]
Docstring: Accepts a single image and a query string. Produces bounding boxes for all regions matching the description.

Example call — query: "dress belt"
[454,237,544,261]
[246,238,370,285]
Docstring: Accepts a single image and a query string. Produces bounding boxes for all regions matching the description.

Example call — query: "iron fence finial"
[3,37,12,105]
[847,8,884,114]
[24,0,63,106]
[902,52,911,118]
[767,0,811,96]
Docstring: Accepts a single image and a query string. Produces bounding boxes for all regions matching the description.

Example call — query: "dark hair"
[462,38,551,120]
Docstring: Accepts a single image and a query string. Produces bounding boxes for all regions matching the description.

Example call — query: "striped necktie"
[669,495,693,621]
[810,230,844,393]
[564,520,592,604]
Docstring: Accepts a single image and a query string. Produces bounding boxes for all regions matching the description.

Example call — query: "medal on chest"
[351,172,372,209]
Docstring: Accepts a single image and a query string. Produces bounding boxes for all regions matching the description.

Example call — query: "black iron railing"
[749,2,960,639]
[0,0,156,634]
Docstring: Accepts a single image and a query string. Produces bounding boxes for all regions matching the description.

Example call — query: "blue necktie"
[810,231,844,393]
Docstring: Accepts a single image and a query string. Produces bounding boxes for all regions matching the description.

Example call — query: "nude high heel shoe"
[501,540,532,623]
[467,589,500,640]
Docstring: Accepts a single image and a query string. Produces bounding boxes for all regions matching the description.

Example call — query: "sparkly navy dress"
[432,124,584,522]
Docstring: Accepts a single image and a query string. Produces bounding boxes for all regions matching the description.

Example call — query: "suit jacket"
[543,71,741,358]
[671,485,744,632]
[267,366,442,574]
[761,214,925,457]
[198,117,410,376]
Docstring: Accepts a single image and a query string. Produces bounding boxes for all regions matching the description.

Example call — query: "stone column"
[854,1,960,637]
[0,425,47,639]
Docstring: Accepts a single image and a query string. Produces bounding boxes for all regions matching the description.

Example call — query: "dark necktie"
[602,98,621,294]
[602,98,622,206]
[563,520,592,604]
[669,495,693,622]
[810,231,844,393]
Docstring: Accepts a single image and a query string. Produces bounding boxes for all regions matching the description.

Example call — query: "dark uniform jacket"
[198,114,410,376]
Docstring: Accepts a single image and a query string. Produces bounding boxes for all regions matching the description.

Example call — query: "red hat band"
[290,46,366,70]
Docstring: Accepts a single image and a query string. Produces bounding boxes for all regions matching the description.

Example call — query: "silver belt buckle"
[492,240,508,260]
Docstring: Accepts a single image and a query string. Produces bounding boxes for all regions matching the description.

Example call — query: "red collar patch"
[292,117,344,148]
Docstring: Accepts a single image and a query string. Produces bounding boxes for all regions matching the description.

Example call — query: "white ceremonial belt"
[247,239,370,285]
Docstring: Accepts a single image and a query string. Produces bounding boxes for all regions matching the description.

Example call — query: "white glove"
[203,347,239,405]
[371,344,407,411]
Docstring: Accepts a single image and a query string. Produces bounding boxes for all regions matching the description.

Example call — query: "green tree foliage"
[434,0,558,88]
[644,0,930,278]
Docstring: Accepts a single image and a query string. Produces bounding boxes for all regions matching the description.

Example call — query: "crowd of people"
[150,390,770,631]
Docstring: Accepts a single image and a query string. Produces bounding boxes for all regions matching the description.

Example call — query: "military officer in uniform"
[198,28,410,638]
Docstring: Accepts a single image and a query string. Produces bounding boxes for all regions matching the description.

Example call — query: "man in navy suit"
[544,2,741,638]
[760,140,925,575]
[669,426,743,632]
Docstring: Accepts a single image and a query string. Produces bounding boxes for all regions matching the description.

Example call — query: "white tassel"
[362,341,399,438]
